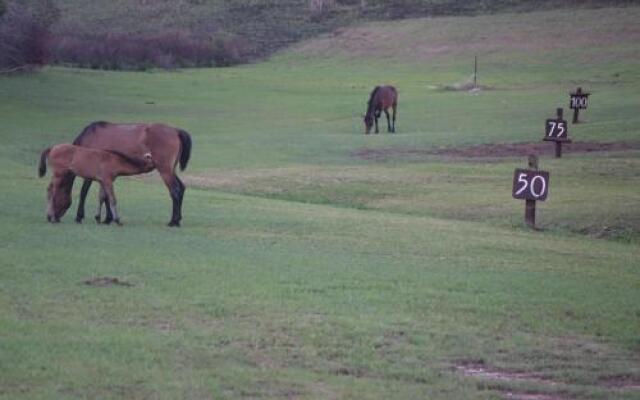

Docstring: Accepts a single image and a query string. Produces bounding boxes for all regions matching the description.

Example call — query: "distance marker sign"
[570,89,589,110]
[570,87,590,123]
[570,95,588,110]
[544,117,569,142]
[543,108,571,157]
[512,168,550,201]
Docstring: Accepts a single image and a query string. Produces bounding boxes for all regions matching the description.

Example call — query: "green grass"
[1,6,639,399]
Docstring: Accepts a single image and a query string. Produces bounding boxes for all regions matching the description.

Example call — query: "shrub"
[50,30,251,70]
[0,1,58,71]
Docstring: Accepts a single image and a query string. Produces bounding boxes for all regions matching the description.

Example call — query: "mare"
[39,144,154,225]
[52,121,192,227]
[363,85,398,134]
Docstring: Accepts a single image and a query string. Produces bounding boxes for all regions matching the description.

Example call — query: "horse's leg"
[100,180,121,225]
[374,110,380,134]
[95,184,105,223]
[75,179,92,223]
[175,175,185,217]
[102,196,113,224]
[158,167,185,227]
[46,182,56,222]
[49,174,66,223]
[384,109,391,132]
[391,103,397,133]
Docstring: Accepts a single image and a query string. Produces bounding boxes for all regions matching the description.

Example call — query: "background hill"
[1,0,636,70]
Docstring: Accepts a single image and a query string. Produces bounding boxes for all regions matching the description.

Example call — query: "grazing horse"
[363,85,398,134]
[39,144,154,224]
[51,121,192,227]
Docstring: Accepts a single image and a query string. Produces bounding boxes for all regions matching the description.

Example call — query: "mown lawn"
[1,6,639,399]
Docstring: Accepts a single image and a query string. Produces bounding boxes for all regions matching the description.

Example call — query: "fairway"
[1,6,639,400]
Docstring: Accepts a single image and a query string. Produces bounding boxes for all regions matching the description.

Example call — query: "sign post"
[512,155,550,229]
[570,87,590,123]
[543,107,570,158]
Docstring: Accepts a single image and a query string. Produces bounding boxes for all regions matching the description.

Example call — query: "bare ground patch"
[456,361,559,386]
[599,374,640,390]
[352,141,640,162]
[455,361,570,400]
[83,276,133,287]
[454,359,640,399]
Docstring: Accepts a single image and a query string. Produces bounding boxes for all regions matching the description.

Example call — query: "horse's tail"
[38,147,51,177]
[177,129,192,171]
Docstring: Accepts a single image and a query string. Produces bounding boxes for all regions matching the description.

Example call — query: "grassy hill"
[1,5,639,399]
[49,0,637,62]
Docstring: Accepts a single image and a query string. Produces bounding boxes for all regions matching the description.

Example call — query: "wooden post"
[525,155,538,228]
[473,56,477,89]
[555,108,563,158]
[513,159,549,230]
[572,87,582,123]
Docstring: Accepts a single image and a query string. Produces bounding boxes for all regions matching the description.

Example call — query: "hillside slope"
[51,0,637,61]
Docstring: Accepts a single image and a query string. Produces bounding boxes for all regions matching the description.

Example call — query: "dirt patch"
[500,393,566,400]
[455,360,640,398]
[83,276,133,287]
[456,362,569,400]
[599,374,640,390]
[352,141,640,162]
[334,366,368,378]
[456,361,557,385]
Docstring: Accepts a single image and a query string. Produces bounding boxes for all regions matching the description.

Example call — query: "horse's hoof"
[167,221,180,227]
[114,220,122,226]
[76,217,83,224]
[103,219,113,225]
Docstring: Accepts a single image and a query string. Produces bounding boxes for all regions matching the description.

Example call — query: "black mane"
[365,86,381,118]
[72,121,109,145]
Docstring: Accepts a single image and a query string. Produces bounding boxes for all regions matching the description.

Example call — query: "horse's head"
[48,173,74,221]
[363,113,374,134]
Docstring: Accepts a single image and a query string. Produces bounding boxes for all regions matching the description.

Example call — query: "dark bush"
[50,30,251,70]
[0,1,57,71]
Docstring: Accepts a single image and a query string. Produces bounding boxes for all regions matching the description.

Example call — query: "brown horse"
[363,85,398,134]
[39,144,154,224]
[50,121,192,227]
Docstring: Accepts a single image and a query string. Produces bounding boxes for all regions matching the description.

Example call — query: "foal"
[39,144,153,224]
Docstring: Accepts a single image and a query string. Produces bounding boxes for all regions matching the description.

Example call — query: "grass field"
[1,6,639,400]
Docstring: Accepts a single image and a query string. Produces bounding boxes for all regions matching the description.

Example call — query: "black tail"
[177,129,192,171]
[38,147,51,177]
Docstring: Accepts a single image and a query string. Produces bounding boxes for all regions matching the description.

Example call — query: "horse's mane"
[365,86,381,117]
[73,121,109,145]
[105,150,149,169]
